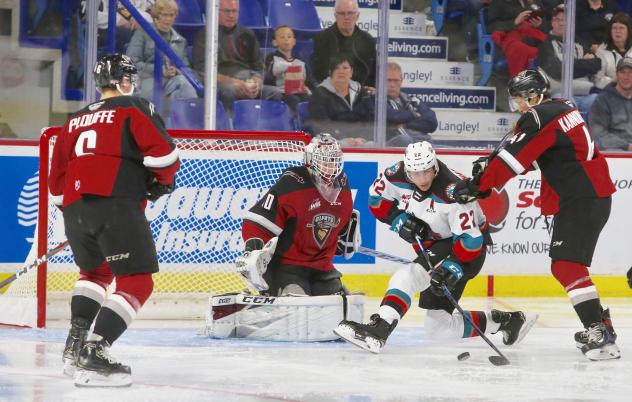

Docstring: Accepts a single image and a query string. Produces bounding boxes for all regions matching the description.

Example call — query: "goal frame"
[35,128,311,328]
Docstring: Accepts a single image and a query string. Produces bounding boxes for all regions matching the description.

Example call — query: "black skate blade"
[488,355,510,366]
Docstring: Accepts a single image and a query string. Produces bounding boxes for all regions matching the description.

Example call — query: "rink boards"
[1,139,631,297]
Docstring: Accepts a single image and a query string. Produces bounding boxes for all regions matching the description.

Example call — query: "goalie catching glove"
[336,209,361,259]
[235,237,278,292]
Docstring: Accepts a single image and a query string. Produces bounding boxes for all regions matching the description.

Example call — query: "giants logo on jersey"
[309,213,340,248]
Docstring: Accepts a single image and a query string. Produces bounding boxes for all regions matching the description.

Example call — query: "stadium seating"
[232,100,294,131]
[238,0,271,46]
[169,98,231,130]
[268,0,321,39]
[295,101,310,131]
[174,0,206,45]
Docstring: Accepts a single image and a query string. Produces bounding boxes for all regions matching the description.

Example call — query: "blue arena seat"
[232,100,294,131]
[174,0,205,45]
[295,101,310,131]
[169,98,231,130]
[238,0,271,47]
[268,0,321,39]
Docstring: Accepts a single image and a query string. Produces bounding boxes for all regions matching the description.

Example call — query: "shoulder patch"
[445,182,456,202]
[281,170,305,184]
[88,101,105,111]
[385,162,400,177]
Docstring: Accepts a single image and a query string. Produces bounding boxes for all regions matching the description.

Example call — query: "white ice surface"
[1,297,631,402]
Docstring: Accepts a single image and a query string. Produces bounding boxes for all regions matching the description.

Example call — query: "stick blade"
[488,355,510,366]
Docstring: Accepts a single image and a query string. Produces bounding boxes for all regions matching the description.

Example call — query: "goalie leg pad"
[206,294,365,341]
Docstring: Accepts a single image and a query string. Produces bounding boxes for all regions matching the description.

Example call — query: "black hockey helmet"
[93,54,138,89]
[507,69,550,99]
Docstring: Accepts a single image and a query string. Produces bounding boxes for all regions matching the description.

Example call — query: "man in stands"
[50,54,180,386]
[455,69,620,361]
[312,0,376,86]
[236,133,358,297]
[192,0,281,111]
[385,61,438,146]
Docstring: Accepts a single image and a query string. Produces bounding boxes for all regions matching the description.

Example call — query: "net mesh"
[1,132,308,324]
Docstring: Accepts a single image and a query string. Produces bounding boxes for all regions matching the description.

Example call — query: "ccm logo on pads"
[105,253,130,262]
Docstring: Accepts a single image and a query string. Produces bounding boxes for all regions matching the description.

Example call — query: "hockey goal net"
[0,129,310,327]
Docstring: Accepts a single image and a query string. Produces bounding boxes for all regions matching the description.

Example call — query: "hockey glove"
[336,209,361,259]
[235,237,278,292]
[471,156,489,178]
[147,178,175,202]
[627,267,632,289]
[454,178,490,204]
[429,259,464,296]
[390,213,428,244]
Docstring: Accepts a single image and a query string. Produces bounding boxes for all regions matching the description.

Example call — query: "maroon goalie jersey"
[49,96,180,207]
[478,99,615,215]
[242,166,353,272]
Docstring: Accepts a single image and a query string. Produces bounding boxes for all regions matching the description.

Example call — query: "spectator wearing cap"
[538,4,601,114]
[311,0,376,86]
[589,57,632,151]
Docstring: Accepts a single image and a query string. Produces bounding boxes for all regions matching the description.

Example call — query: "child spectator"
[264,25,316,110]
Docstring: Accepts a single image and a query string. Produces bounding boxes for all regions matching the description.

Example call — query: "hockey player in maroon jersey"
[237,133,358,296]
[335,141,537,353]
[455,69,620,360]
[49,54,180,386]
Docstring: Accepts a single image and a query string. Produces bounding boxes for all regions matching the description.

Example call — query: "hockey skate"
[62,317,91,377]
[580,322,621,361]
[74,340,132,387]
[575,308,617,348]
[491,309,538,346]
[334,314,398,354]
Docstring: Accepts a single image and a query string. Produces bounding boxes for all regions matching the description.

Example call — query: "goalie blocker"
[206,293,364,341]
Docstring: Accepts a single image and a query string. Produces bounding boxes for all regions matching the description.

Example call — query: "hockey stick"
[357,246,413,265]
[0,241,69,290]
[414,238,510,366]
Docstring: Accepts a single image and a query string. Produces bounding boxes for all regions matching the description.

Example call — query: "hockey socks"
[551,260,602,327]
[379,289,411,324]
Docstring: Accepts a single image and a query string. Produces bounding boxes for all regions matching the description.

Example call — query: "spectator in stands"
[594,12,632,89]
[264,25,317,111]
[385,62,437,147]
[575,0,620,53]
[81,0,154,52]
[538,4,601,114]
[308,55,375,147]
[488,0,547,77]
[127,0,197,105]
[192,0,281,111]
[312,0,376,86]
[589,57,632,151]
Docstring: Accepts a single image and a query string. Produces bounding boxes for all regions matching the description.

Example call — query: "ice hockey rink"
[1,297,631,402]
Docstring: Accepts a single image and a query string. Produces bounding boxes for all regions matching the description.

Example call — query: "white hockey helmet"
[404,141,438,177]
[304,133,344,186]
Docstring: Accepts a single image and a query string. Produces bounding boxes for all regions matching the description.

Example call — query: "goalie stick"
[0,241,69,290]
[357,243,510,366]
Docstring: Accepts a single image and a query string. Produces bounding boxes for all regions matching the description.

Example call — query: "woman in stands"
[487,0,547,77]
[308,55,374,147]
[594,12,632,89]
[127,0,197,108]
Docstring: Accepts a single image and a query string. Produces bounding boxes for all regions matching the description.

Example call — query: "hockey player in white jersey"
[335,141,538,353]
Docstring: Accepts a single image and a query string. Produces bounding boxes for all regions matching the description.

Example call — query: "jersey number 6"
[75,129,97,157]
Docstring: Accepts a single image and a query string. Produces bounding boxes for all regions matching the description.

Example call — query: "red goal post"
[2,128,311,328]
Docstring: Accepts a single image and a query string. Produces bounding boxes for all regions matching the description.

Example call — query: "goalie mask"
[93,54,138,96]
[304,133,344,203]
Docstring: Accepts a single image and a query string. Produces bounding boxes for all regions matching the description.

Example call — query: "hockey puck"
[457,352,470,361]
